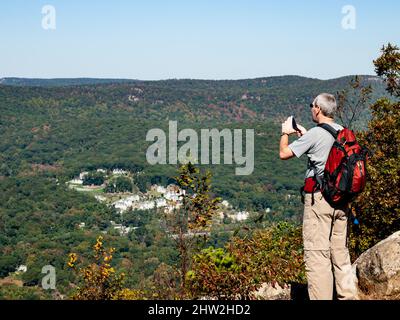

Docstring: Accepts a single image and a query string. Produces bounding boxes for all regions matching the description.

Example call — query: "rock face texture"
[253,282,291,300]
[353,231,400,299]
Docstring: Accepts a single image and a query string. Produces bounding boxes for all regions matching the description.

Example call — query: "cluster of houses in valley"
[67,169,253,236]
[111,184,185,213]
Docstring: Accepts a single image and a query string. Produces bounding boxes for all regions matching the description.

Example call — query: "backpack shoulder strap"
[317,123,339,139]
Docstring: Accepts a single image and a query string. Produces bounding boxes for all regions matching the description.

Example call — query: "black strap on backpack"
[317,123,339,139]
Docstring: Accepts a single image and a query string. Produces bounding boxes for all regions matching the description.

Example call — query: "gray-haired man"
[279,93,357,300]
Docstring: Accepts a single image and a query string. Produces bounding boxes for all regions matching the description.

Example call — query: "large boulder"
[353,231,400,299]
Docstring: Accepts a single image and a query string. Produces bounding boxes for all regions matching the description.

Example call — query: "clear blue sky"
[1,0,399,80]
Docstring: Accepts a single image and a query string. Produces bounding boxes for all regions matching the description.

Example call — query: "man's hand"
[279,116,307,160]
[296,124,307,137]
[280,117,295,160]
[281,116,307,137]
[281,117,296,135]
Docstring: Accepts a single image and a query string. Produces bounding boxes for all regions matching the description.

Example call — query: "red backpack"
[316,123,369,207]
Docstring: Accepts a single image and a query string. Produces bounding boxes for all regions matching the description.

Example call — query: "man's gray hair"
[312,93,337,118]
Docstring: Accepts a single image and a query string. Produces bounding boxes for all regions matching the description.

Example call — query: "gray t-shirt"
[288,122,343,178]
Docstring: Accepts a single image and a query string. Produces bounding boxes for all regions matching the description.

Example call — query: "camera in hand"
[291,116,302,133]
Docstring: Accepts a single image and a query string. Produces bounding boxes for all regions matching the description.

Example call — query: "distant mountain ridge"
[0,74,386,127]
[0,77,135,87]
[0,75,382,87]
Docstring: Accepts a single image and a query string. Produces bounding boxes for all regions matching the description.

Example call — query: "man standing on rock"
[278,93,357,300]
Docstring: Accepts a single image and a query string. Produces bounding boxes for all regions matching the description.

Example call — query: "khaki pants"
[303,192,357,300]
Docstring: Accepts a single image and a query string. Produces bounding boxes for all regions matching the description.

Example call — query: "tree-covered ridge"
[0,75,386,125]
[0,78,134,87]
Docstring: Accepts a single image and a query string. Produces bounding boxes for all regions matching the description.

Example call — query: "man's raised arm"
[279,117,307,160]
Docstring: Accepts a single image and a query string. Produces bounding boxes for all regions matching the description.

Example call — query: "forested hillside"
[0,74,386,298]
[0,75,385,125]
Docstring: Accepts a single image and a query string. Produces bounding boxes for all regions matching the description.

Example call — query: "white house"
[79,171,89,180]
[164,191,185,202]
[221,200,230,208]
[112,169,128,175]
[16,265,27,273]
[137,201,156,210]
[155,198,167,207]
[228,211,250,222]
[110,221,131,235]
[113,195,140,212]
[78,222,86,229]
[163,202,183,214]
[156,185,167,194]
[164,185,185,202]
[95,195,107,202]
[70,178,83,185]
[128,95,140,102]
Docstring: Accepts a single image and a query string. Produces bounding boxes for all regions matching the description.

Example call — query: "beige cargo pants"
[303,192,357,300]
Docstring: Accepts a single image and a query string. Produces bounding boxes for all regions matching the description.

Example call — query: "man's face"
[311,104,319,123]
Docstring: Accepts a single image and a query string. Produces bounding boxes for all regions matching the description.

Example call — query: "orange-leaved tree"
[68,236,143,300]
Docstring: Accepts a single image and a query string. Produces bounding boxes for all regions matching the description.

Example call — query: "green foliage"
[189,247,239,273]
[0,75,387,126]
[0,285,52,300]
[373,43,400,96]
[175,162,221,230]
[0,256,21,278]
[187,222,305,299]
[83,171,105,186]
[0,75,389,215]
[350,43,400,257]
[105,176,133,193]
